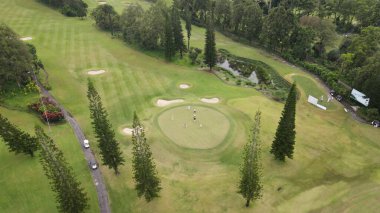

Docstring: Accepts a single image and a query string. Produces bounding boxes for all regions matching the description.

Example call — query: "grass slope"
[0,0,379,212]
[0,108,99,213]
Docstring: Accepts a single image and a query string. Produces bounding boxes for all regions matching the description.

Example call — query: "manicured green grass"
[291,74,337,110]
[1,0,380,212]
[157,104,231,149]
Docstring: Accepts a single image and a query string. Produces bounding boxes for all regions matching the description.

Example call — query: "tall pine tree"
[87,80,125,174]
[35,126,89,213]
[204,17,217,71]
[131,112,161,202]
[185,3,192,50]
[164,14,175,61]
[238,110,263,207]
[171,0,185,57]
[270,83,297,161]
[0,113,38,157]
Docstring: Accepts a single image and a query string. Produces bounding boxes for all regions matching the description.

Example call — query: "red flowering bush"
[29,97,64,123]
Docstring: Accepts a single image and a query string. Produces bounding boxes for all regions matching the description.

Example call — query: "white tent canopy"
[308,95,327,110]
[351,89,370,107]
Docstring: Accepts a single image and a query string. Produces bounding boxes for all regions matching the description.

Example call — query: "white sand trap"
[98,1,107,5]
[179,84,190,89]
[156,99,184,107]
[87,70,106,75]
[122,128,134,135]
[20,37,32,41]
[201,98,220,104]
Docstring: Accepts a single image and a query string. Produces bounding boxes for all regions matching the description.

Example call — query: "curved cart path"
[33,75,111,213]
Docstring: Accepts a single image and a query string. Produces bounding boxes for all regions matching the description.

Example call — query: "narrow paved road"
[33,75,111,213]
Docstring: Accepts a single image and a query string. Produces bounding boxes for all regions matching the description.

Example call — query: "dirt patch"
[87,70,106,75]
[179,84,190,89]
[156,99,184,107]
[201,98,220,104]
[20,37,32,41]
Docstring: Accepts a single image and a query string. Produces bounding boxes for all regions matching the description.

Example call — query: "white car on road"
[83,139,90,148]
[88,160,98,170]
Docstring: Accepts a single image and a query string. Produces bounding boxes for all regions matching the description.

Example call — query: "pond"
[217,60,259,84]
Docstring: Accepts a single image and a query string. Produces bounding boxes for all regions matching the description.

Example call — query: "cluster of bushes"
[0,24,34,91]
[357,108,380,122]
[29,97,64,123]
[38,0,87,17]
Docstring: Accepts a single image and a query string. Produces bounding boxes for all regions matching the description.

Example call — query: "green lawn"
[0,108,99,213]
[157,105,231,149]
[1,0,380,212]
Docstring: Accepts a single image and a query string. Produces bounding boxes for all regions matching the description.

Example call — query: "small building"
[350,89,370,107]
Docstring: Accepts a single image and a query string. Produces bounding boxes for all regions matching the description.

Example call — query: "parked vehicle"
[83,139,90,148]
[336,95,343,102]
[372,120,380,128]
[330,90,343,102]
[88,160,98,170]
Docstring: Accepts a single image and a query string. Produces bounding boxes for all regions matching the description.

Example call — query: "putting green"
[157,105,231,149]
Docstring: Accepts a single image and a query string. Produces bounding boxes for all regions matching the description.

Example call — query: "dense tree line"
[38,0,87,17]
[91,1,186,60]
[89,0,379,114]
[338,27,380,112]
[176,0,380,115]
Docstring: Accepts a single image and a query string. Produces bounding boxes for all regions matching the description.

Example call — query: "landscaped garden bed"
[28,96,65,123]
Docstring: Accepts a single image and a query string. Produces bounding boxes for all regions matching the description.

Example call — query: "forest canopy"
[0,24,34,90]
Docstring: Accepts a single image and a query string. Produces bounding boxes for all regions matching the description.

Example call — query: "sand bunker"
[122,127,145,135]
[87,70,106,75]
[179,84,190,89]
[201,98,220,104]
[122,128,134,135]
[123,128,133,135]
[156,99,184,107]
[20,37,32,41]
[98,1,107,5]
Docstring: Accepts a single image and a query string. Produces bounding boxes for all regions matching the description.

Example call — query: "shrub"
[189,48,202,65]
[327,49,340,62]
[357,108,380,122]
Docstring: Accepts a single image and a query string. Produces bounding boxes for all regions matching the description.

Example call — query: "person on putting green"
[193,114,196,121]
